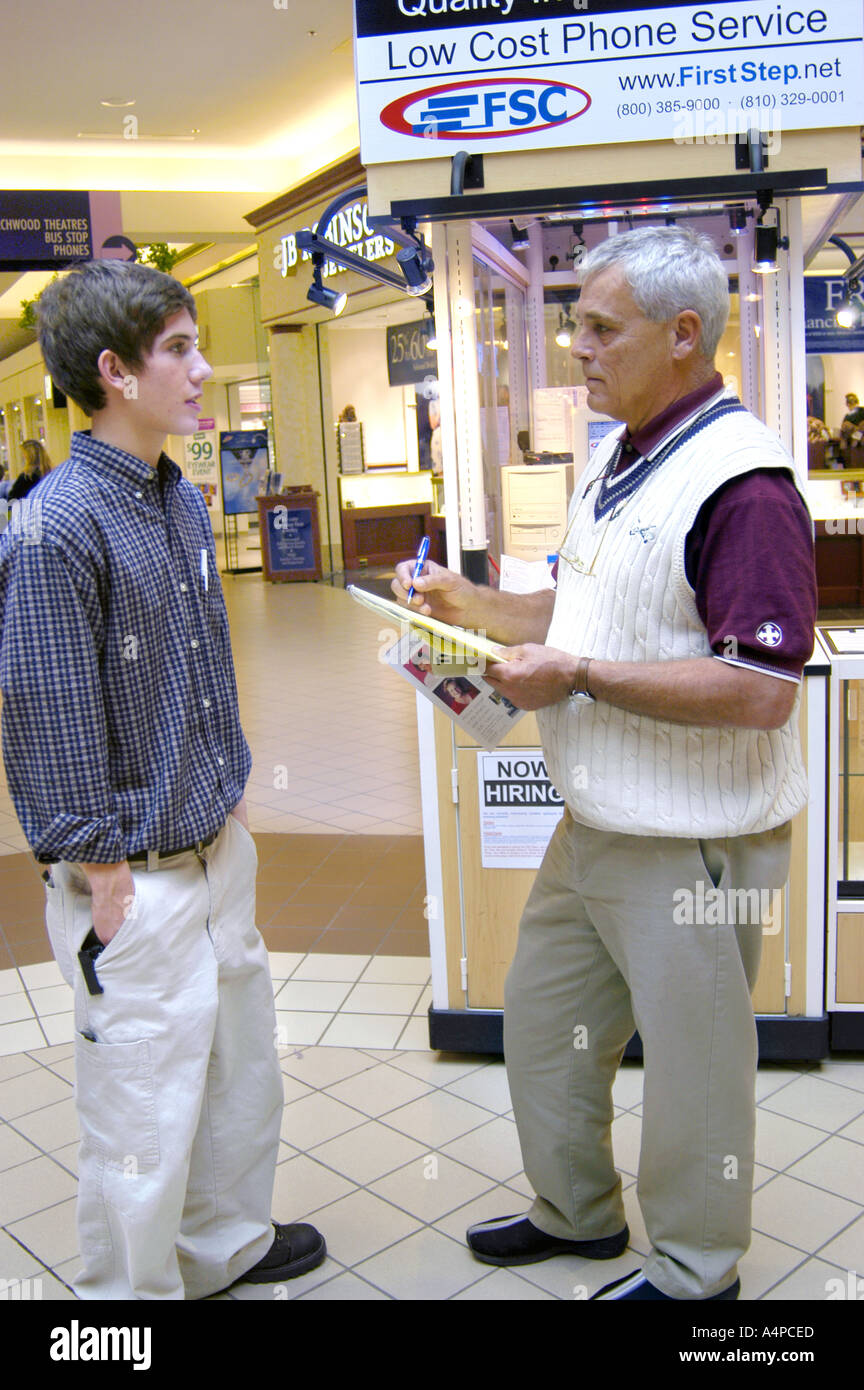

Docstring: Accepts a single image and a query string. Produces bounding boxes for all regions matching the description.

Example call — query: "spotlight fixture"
[421,296,438,351]
[567,221,586,265]
[397,243,433,295]
[510,220,530,250]
[837,278,862,328]
[728,205,748,235]
[307,257,346,316]
[555,307,576,348]
[297,183,435,306]
[752,223,780,274]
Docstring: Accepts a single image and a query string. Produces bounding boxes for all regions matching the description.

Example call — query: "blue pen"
[407,535,430,602]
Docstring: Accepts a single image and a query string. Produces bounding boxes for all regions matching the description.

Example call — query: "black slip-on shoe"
[467,1214,630,1267]
[590,1270,741,1300]
[235,1222,326,1284]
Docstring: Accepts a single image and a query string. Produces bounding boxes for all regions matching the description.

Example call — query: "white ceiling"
[1,0,358,186]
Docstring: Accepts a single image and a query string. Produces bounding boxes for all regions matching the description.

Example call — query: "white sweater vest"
[537,390,810,838]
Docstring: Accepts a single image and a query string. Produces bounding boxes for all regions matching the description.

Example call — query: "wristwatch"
[568,656,595,706]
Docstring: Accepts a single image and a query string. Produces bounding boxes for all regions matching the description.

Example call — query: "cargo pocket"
[75,1033,160,1173]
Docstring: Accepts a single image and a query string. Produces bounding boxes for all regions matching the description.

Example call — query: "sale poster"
[183,429,220,511]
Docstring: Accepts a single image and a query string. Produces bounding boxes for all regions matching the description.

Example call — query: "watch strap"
[569,657,594,700]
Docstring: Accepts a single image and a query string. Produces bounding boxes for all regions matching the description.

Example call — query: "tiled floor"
[0,579,862,1300]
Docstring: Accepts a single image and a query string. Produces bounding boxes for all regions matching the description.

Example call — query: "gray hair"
[577,225,730,359]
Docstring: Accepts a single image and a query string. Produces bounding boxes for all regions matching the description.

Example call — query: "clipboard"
[347,585,511,664]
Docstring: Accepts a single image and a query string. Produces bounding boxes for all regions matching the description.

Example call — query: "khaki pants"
[503,810,791,1299]
[45,814,283,1300]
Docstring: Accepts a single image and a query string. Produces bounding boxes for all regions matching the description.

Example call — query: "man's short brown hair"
[37,260,196,416]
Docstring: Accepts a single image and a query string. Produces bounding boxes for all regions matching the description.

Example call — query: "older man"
[394,226,816,1301]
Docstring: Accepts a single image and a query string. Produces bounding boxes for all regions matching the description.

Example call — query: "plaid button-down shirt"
[0,432,251,863]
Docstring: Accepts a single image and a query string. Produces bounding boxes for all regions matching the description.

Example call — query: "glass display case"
[837,674,864,887]
[820,627,864,1041]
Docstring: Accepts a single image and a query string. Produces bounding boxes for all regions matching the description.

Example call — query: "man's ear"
[96,348,133,400]
[671,310,703,361]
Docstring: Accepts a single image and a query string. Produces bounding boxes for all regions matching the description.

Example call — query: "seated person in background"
[839,393,864,463]
[807,416,829,443]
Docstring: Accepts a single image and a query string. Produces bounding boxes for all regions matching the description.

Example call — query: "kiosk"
[349,1,864,1057]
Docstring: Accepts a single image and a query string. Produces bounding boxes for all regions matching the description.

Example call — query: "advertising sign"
[386,320,439,386]
[265,507,315,570]
[183,428,221,511]
[805,275,864,354]
[354,0,864,163]
[0,192,125,270]
[258,493,323,582]
[219,429,269,516]
[477,749,565,868]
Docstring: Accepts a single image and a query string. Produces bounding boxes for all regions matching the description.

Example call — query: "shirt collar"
[623,372,726,458]
[70,430,181,492]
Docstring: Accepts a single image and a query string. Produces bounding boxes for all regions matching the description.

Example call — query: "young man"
[0,259,325,1300]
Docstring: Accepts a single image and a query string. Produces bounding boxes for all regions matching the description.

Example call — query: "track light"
[837,278,862,328]
[752,223,779,274]
[298,182,435,306]
[567,221,586,265]
[510,220,530,250]
[397,243,433,295]
[728,205,748,235]
[306,258,346,316]
[555,308,576,348]
[421,296,438,351]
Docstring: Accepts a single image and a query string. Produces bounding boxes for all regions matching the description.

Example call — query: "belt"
[127,829,219,870]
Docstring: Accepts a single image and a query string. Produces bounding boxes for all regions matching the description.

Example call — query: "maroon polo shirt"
[582,374,816,681]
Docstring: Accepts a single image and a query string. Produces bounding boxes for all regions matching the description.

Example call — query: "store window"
[318,296,445,579]
[473,251,529,559]
[441,206,765,572]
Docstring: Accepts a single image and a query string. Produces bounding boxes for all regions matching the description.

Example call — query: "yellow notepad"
[347,585,510,663]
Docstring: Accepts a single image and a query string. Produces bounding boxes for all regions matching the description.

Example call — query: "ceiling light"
[752,223,779,274]
[837,279,862,328]
[306,259,346,316]
[728,205,748,235]
[396,245,433,295]
[555,309,576,348]
[510,220,530,250]
[568,221,586,265]
[100,98,136,108]
[421,296,438,351]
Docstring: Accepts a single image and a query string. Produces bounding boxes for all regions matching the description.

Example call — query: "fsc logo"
[381,77,591,140]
